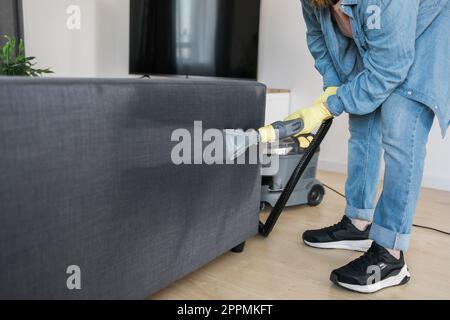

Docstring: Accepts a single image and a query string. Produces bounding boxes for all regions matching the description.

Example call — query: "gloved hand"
[278,87,337,145]
[313,86,339,105]
[284,102,333,134]
[298,135,314,149]
[285,87,338,134]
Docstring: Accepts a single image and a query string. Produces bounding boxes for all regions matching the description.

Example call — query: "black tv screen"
[129,0,261,79]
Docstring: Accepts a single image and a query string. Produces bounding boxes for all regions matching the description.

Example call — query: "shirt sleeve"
[327,0,420,116]
[301,0,342,89]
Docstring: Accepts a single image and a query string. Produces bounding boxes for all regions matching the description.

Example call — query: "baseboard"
[318,160,450,192]
[421,175,450,192]
[318,160,347,174]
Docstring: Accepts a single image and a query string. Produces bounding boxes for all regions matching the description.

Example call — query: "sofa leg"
[231,241,246,253]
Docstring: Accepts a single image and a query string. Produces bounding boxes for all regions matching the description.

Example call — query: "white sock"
[387,248,401,260]
[351,218,371,232]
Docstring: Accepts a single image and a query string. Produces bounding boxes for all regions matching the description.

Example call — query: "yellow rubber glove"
[298,135,314,148]
[285,102,333,134]
[285,87,338,135]
[313,86,339,105]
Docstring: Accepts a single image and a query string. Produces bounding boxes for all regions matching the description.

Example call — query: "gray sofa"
[0,78,266,299]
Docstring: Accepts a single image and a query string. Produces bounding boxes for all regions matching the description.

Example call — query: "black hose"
[259,119,333,237]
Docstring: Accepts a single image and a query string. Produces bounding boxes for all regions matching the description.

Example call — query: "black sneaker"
[330,242,411,293]
[302,216,372,252]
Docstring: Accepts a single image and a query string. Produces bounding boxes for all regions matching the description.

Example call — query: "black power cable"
[322,183,346,199]
[322,183,450,236]
[412,224,450,236]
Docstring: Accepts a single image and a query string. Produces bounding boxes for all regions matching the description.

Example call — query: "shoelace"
[349,246,380,272]
[320,218,347,233]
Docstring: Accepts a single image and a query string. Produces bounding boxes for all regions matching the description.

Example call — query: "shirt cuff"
[326,94,345,116]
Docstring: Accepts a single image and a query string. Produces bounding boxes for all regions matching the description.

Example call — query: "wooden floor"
[151,171,450,300]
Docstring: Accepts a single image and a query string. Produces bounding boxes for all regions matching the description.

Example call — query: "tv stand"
[139,75,190,79]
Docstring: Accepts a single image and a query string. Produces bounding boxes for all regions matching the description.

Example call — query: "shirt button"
[407,91,413,95]
[434,106,439,110]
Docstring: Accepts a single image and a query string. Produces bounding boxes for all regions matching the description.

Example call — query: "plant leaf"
[1,36,53,77]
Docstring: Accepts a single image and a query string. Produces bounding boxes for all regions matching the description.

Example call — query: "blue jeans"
[345,93,435,252]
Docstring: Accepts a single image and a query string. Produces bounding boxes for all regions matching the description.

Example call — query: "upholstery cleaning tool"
[224,119,305,161]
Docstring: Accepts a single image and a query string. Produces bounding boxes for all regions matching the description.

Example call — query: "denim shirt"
[301,0,450,136]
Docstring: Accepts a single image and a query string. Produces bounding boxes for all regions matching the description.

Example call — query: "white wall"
[22,0,450,190]
[22,0,129,77]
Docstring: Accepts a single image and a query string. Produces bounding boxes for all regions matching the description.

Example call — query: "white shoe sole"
[332,264,411,294]
[304,239,373,252]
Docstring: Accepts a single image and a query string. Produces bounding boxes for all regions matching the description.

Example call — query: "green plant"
[0,35,53,76]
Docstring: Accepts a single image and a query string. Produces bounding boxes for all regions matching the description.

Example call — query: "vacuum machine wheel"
[308,184,325,207]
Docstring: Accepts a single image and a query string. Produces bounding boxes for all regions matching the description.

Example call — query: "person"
[287,0,450,293]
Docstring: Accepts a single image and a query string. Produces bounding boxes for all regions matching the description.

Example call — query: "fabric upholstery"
[0,78,266,299]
